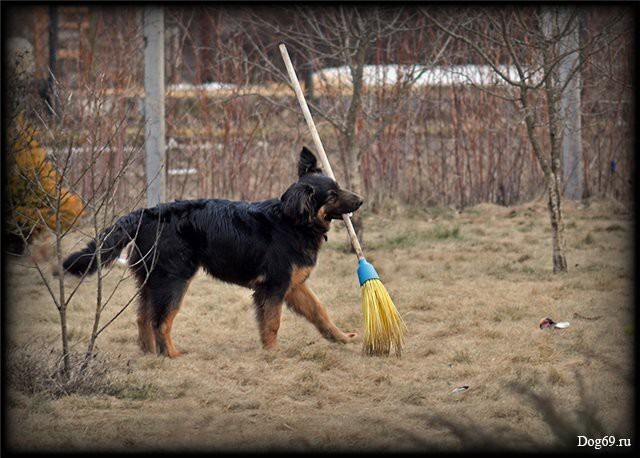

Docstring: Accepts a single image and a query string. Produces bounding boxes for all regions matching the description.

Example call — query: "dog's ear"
[281,182,315,225]
[298,147,322,177]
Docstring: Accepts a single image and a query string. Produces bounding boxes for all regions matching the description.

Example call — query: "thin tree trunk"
[55,186,70,376]
[541,11,569,273]
[545,171,568,273]
[520,83,568,274]
[82,218,103,371]
[344,30,368,246]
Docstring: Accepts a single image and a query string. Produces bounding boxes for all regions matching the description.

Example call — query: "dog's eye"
[326,191,338,202]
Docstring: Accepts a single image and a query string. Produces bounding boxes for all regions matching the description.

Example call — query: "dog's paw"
[340,332,359,342]
[262,341,279,350]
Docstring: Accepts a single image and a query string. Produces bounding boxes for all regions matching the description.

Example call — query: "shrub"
[6,341,124,399]
[6,113,84,254]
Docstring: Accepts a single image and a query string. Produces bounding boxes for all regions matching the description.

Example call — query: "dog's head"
[281,147,363,228]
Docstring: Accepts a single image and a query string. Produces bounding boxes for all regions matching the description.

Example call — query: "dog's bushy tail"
[63,209,144,276]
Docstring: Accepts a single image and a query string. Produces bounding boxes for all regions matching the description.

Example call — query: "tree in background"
[240,5,450,244]
[9,5,631,262]
[5,13,154,381]
[422,6,630,273]
[136,5,632,216]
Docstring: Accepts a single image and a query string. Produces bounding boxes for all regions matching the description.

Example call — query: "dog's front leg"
[253,292,284,349]
[284,283,358,343]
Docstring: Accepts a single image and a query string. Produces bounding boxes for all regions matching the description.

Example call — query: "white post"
[144,6,166,207]
[558,8,583,200]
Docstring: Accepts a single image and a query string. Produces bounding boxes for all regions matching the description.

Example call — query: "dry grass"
[6,341,127,399]
[4,197,634,452]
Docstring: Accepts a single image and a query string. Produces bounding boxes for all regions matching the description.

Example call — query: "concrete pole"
[144,6,166,207]
[48,5,58,115]
[558,8,583,200]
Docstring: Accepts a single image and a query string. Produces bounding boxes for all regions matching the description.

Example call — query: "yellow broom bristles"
[361,278,407,357]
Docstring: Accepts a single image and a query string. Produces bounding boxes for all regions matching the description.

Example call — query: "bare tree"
[7,80,153,378]
[9,5,630,217]
[422,6,629,273]
[5,12,160,379]
[155,5,630,219]
[238,6,451,243]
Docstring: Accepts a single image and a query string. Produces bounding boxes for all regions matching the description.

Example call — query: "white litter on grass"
[452,386,469,394]
[539,317,570,330]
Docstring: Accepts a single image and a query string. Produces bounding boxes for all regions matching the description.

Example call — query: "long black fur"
[63,147,363,355]
[62,208,147,276]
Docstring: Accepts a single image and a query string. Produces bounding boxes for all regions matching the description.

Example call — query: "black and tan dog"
[63,147,363,357]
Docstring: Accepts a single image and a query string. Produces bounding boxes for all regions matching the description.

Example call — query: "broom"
[279,43,407,357]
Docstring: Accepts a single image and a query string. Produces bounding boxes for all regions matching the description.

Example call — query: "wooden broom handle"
[279,43,365,260]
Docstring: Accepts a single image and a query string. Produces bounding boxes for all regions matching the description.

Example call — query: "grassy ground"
[5,197,634,452]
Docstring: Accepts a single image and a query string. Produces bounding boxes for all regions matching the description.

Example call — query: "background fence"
[6,5,634,211]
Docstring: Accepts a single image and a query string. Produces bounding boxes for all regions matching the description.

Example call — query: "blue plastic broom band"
[357,258,380,285]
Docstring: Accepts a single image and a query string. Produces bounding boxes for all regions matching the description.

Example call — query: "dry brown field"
[5,197,634,452]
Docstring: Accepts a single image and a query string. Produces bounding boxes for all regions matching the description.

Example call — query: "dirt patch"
[5,198,634,452]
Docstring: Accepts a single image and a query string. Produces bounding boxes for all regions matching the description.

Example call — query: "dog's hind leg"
[285,282,358,343]
[137,294,156,354]
[156,306,183,358]
[145,279,192,358]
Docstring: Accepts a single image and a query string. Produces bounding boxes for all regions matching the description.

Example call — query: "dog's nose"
[356,198,364,208]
